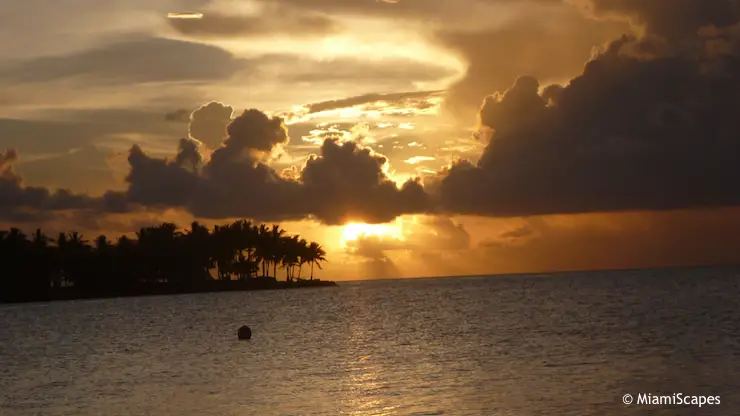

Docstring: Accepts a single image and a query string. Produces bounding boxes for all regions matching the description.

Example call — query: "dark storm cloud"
[0,37,246,84]
[0,149,99,221]
[108,109,430,224]
[123,143,200,207]
[218,109,289,154]
[0,149,19,177]
[435,13,740,217]
[300,139,430,224]
[574,0,740,40]
[8,0,740,227]
[437,4,629,119]
[168,9,339,38]
[173,138,204,170]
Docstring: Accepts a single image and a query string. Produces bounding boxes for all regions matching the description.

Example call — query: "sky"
[2,0,740,280]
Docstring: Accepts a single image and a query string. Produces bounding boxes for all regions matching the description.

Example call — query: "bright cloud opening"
[341,220,405,247]
[167,12,204,19]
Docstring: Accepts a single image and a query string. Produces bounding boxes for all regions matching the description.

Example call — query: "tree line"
[0,220,328,301]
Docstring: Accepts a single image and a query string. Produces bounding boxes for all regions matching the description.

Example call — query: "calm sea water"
[1,267,739,415]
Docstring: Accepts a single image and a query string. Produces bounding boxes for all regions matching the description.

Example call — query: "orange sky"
[2,0,740,279]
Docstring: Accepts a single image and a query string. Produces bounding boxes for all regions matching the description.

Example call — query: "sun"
[341,220,405,246]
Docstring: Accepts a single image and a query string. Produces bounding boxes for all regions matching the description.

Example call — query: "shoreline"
[0,278,338,304]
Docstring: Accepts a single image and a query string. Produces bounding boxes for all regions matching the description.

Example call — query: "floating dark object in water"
[238,325,252,340]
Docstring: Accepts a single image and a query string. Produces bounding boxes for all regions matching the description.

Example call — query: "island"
[0,220,336,303]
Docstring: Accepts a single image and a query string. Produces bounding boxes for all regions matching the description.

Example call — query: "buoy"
[238,325,252,340]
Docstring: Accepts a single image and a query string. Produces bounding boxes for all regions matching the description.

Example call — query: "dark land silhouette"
[0,220,333,303]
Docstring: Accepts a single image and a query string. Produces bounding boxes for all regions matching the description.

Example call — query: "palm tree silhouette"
[0,220,333,302]
[305,242,327,280]
[255,223,271,277]
[29,229,54,291]
[295,238,309,280]
[31,229,50,247]
[268,224,284,280]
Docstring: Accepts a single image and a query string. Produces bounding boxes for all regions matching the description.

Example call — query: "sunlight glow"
[283,96,445,127]
[404,156,436,165]
[341,220,405,246]
[167,12,204,19]
[200,17,467,86]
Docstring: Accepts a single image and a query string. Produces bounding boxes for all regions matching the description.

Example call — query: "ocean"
[1,267,738,415]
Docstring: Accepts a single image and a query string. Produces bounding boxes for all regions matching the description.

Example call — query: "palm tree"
[230,220,259,278]
[269,224,285,279]
[305,242,327,280]
[94,235,111,251]
[295,238,309,280]
[212,224,236,280]
[28,229,53,289]
[280,235,301,282]
[31,229,50,248]
[185,221,213,281]
[5,228,28,246]
[114,235,138,289]
[55,232,68,249]
[0,219,330,302]
[255,224,271,277]
[67,232,91,288]
[68,231,88,248]
[29,229,52,285]
[0,229,29,297]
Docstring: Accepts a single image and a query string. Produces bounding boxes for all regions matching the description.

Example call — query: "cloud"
[121,138,203,208]
[167,8,339,38]
[434,2,740,217]
[413,216,471,250]
[300,138,430,224]
[167,12,204,19]
[109,108,430,224]
[165,109,191,122]
[258,0,537,25]
[0,109,188,194]
[242,55,459,103]
[345,215,470,278]
[278,60,457,85]
[173,138,204,170]
[188,101,234,148]
[0,36,247,85]
[436,2,630,119]
[471,209,740,274]
[0,149,100,222]
[572,0,740,40]
[0,0,207,60]
[219,109,289,154]
[347,234,403,279]
[6,0,740,234]
[15,145,118,196]
[0,118,102,155]
[303,90,444,114]
[0,149,20,179]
